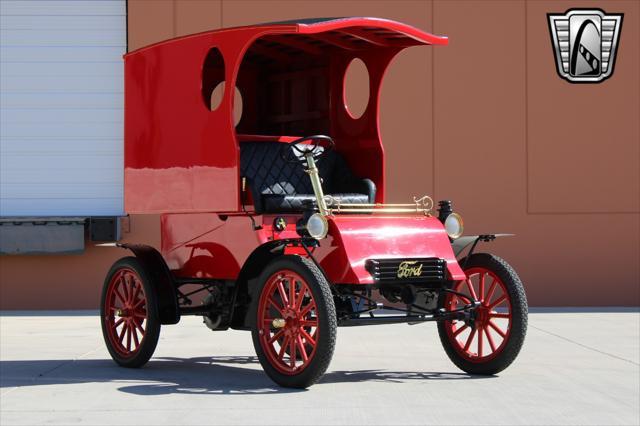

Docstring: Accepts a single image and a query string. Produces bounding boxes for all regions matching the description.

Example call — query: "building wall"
[0,0,638,309]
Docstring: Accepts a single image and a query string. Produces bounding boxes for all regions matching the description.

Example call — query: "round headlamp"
[306,213,329,239]
[444,212,464,239]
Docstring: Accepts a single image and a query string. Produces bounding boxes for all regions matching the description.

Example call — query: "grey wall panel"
[0,0,126,217]
[0,1,125,15]
[1,14,125,30]
[1,93,123,109]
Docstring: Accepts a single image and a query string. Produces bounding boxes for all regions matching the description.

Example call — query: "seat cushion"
[263,193,369,213]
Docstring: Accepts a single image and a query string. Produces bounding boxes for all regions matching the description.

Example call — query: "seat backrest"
[240,141,337,198]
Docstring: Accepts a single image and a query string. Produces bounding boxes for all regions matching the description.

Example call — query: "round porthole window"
[343,58,370,119]
[210,82,243,126]
[202,47,224,110]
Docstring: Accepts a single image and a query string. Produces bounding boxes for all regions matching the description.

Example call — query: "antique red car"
[100,17,528,388]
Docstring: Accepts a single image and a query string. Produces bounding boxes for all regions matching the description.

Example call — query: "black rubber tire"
[251,255,337,388]
[438,253,528,375]
[100,256,161,368]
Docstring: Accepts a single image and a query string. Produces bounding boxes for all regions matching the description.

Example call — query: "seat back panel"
[240,140,373,212]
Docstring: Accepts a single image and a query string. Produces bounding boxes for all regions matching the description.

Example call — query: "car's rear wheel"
[101,257,160,368]
[438,253,527,375]
[251,255,336,388]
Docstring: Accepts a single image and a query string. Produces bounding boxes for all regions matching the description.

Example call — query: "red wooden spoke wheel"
[104,268,148,356]
[252,256,336,388]
[438,253,527,375]
[445,267,512,362]
[257,270,319,374]
[101,257,160,368]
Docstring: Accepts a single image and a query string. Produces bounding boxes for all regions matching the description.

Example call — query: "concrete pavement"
[1,310,639,425]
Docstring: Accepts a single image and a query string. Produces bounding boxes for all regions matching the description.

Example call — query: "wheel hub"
[474,305,490,327]
[116,308,131,317]
[282,308,301,338]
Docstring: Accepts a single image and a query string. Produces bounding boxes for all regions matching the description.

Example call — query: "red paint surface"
[161,212,464,284]
[318,215,465,283]
[124,18,447,213]
[161,213,260,279]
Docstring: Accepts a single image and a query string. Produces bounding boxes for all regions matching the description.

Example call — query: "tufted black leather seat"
[240,141,376,213]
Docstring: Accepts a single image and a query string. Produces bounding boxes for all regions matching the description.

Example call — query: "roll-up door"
[0,0,126,216]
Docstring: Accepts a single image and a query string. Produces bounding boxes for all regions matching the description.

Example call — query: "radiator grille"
[365,258,447,283]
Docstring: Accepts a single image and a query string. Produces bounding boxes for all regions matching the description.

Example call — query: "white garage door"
[0,0,126,216]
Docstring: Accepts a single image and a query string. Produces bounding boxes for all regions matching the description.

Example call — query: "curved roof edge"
[125,17,447,57]
[294,17,448,45]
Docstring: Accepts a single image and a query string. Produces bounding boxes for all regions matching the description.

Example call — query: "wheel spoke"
[132,284,142,306]
[478,273,486,302]
[296,335,308,362]
[488,319,506,338]
[300,319,318,328]
[132,325,139,347]
[289,337,296,368]
[294,283,307,312]
[485,279,498,306]
[118,324,127,343]
[268,329,285,345]
[134,318,145,334]
[464,278,477,301]
[477,326,483,357]
[484,326,497,352]
[288,279,296,310]
[489,294,507,310]
[127,278,137,304]
[113,317,124,328]
[490,312,510,319]
[114,287,126,305]
[278,336,290,360]
[262,317,275,327]
[268,296,284,315]
[123,276,132,303]
[299,302,316,319]
[453,324,468,337]
[132,310,146,319]
[132,298,145,310]
[463,328,476,351]
[277,281,289,307]
[126,324,132,351]
[300,327,316,347]
[129,280,137,304]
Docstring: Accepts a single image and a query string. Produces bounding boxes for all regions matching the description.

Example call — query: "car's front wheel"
[251,255,337,388]
[438,253,527,375]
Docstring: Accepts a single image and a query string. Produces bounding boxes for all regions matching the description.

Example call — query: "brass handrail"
[300,148,434,216]
[326,195,434,216]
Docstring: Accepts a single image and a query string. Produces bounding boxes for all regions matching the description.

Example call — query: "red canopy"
[124,18,447,214]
